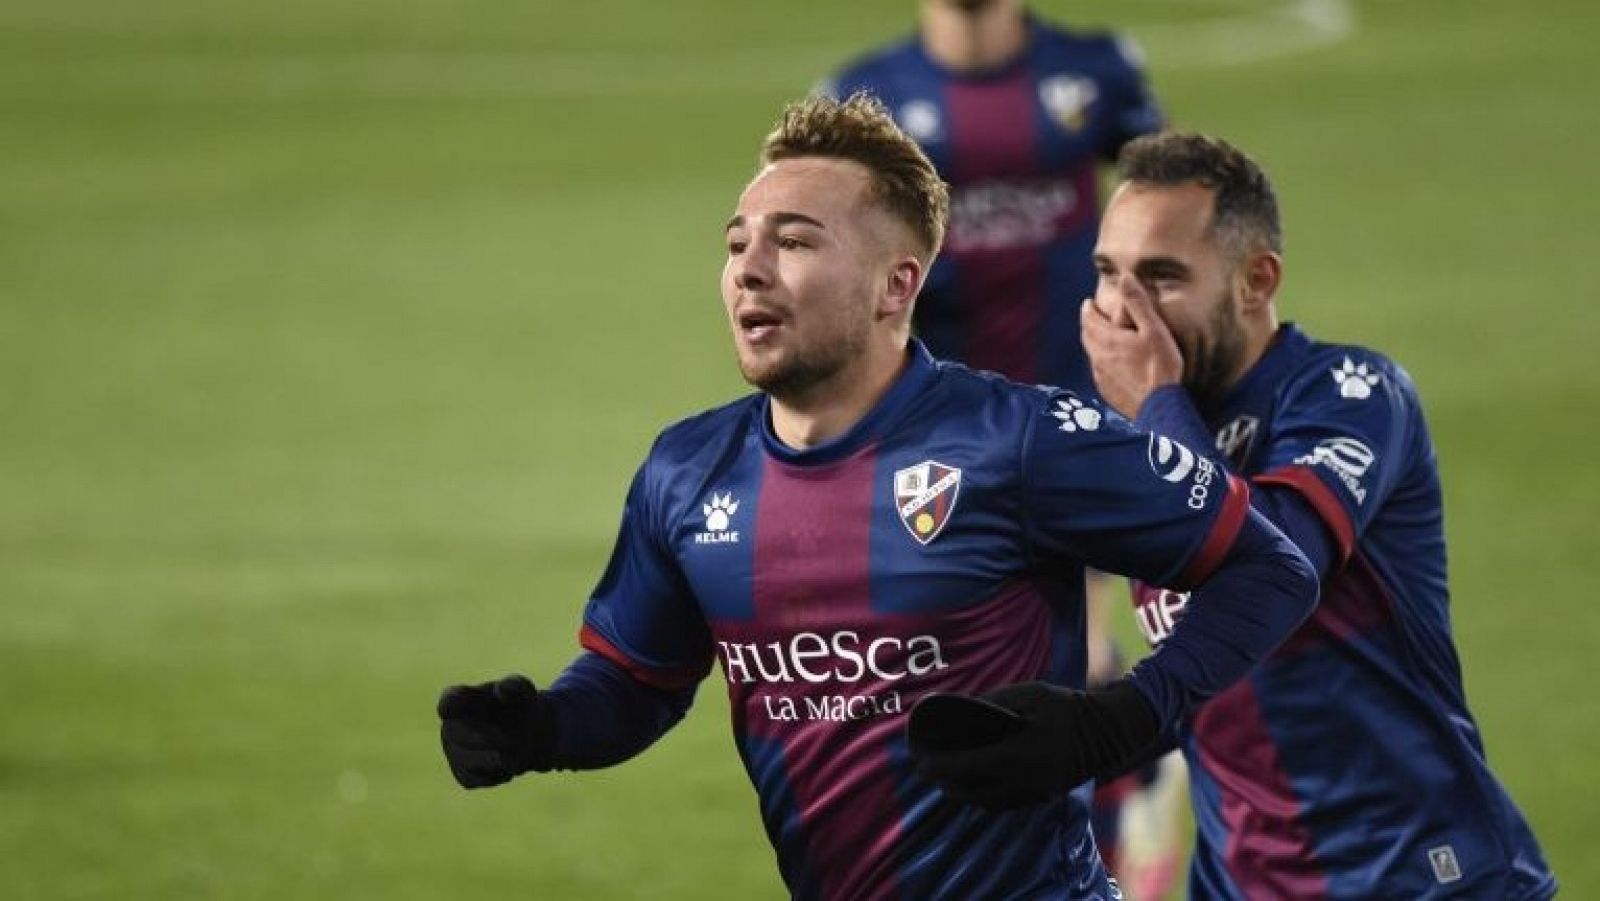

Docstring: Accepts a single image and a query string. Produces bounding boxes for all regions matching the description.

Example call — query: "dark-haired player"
[1079,131,1556,899]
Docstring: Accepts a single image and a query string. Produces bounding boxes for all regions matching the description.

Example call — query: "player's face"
[1093,182,1249,408]
[721,158,894,399]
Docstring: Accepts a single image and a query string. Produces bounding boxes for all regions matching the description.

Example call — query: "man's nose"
[1115,272,1151,304]
[1093,277,1129,316]
[1107,273,1151,321]
[735,244,774,292]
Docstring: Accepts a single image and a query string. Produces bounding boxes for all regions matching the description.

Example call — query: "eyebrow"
[1135,257,1191,275]
[1093,251,1191,275]
[724,211,828,232]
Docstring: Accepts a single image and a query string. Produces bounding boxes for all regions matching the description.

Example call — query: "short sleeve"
[1252,353,1414,563]
[1099,35,1164,158]
[579,460,713,691]
[1022,390,1250,589]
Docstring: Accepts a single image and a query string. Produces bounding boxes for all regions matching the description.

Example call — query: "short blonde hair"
[760,92,949,263]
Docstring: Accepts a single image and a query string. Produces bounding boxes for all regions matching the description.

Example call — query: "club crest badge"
[893,461,962,546]
[1039,75,1098,132]
[1215,415,1260,469]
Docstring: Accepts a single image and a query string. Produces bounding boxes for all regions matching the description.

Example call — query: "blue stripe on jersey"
[737,733,816,898]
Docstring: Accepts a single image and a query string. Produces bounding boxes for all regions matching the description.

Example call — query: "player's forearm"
[542,651,696,770]
[1135,384,1214,458]
[1138,385,1340,578]
[1127,509,1317,727]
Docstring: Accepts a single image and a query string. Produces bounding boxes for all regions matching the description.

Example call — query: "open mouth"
[737,307,785,341]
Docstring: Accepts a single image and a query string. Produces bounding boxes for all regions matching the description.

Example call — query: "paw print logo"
[1051,395,1102,432]
[1332,356,1381,400]
[702,493,739,532]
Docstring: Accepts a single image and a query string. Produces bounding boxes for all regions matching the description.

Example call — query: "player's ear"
[879,255,924,320]
[1237,250,1282,313]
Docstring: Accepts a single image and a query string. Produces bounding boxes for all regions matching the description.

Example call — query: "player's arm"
[438,461,712,789]
[1120,503,1315,725]
[1084,289,1406,578]
[1137,384,1340,576]
[908,396,1316,809]
[1022,400,1319,730]
[1098,34,1165,160]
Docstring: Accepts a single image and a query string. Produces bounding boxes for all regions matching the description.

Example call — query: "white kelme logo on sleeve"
[1051,395,1102,432]
[1332,356,1382,400]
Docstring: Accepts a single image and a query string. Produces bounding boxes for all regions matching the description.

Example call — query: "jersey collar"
[758,340,940,466]
[913,14,1040,82]
[1215,322,1312,419]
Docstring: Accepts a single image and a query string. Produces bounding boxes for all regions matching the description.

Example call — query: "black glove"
[907,678,1159,810]
[437,675,554,788]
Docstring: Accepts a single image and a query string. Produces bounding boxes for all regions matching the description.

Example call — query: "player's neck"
[920,1,1029,74]
[1216,313,1283,408]
[1242,312,1281,376]
[768,341,910,450]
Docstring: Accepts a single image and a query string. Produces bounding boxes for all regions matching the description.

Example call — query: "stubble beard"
[739,308,873,404]
[1183,291,1247,415]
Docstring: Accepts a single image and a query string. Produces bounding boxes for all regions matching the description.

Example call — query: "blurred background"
[2,0,1596,897]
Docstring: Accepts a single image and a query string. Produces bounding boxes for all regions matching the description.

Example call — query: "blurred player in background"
[825,0,1162,392]
[438,94,1319,900]
[1080,131,1557,899]
[827,3,1180,892]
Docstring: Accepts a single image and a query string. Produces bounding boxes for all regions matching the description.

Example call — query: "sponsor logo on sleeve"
[1332,356,1382,400]
[694,491,741,544]
[1147,435,1218,510]
[1293,437,1375,504]
[893,461,962,545]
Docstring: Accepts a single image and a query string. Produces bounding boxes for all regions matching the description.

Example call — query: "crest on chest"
[893,461,962,546]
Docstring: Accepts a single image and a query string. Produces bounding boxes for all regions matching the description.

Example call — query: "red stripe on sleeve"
[579,624,707,692]
[1254,465,1356,564]
[1175,473,1251,589]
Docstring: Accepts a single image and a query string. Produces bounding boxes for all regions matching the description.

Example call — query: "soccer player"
[437,95,1318,899]
[1077,131,1557,898]
[825,0,1163,391]
[827,8,1179,881]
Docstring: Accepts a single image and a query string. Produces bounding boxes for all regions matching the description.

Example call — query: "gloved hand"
[908,679,1159,810]
[437,675,554,788]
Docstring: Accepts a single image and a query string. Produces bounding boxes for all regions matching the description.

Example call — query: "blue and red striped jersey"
[1132,324,1555,900]
[827,18,1162,391]
[580,343,1245,900]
